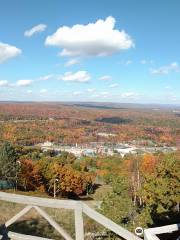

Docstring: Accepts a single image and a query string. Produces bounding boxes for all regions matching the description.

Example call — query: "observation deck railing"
[144,223,180,240]
[0,192,179,240]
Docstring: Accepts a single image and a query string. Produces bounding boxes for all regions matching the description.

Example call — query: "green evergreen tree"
[0,142,19,188]
[100,176,153,232]
[100,177,134,227]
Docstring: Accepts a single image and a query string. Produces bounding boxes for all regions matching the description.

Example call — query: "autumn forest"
[0,102,179,238]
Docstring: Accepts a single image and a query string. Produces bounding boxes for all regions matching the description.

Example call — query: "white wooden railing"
[0,192,179,240]
[144,223,180,240]
[0,192,141,240]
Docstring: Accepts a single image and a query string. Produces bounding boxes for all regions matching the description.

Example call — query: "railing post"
[144,230,160,240]
[144,231,148,240]
[75,204,84,240]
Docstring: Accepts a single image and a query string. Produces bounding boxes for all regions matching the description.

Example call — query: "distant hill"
[0,101,180,110]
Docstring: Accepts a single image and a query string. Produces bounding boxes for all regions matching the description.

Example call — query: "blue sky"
[0,0,180,104]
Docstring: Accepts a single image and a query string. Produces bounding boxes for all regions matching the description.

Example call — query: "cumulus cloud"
[16,79,33,87]
[141,59,149,64]
[24,24,47,37]
[60,71,90,83]
[64,58,80,67]
[40,89,48,93]
[45,16,134,57]
[140,60,147,65]
[27,90,32,94]
[165,86,171,89]
[121,92,139,99]
[87,88,95,93]
[0,42,21,64]
[99,75,112,81]
[109,83,119,88]
[90,94,100,98]
[119,60,133,66]
[170,96,177,101]
[39,74,54,81]
[151,62,179,75]
[0,80,9,87]
[140,59,153,65]
[125,60,132,65]
[100,91,109,96]
[73,91,82,96]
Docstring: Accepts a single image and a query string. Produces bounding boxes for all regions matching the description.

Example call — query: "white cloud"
[151,62,179,75]
[16,79,33,87]
[45,16,134,57]
[100,91,109,96]
[0,80,9,87]
[121,92,139,99]
[99,75,112,81]
[165,93,177,102]
[125,60,132,65]
[170,96,177,101]
[119,60,133,66]
[40,89,48,93]
[73,91,82,95]
[140,59,153,65]
[165,86,171,89]
[109,83,119,88]
[39,74,54,81]
[140,60,147,64]
[90,94,100,98]
[64,58,80,67]
[0,42,21,64]
[60,71,90,83]
[27,90,32,94]
[24,24,47,37]
[87,88,95,93]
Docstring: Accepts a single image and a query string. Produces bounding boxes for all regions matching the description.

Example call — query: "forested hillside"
[0,103,179,146]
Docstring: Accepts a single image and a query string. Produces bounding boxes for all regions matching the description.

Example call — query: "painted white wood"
[144,223,180,240]
[144,231,160,240]
[8,231,53,240]
[145,223,180,235]
[34,206,73,240]
[5,205,33,227]
[5,192,179,240]
[82,203,141,240]
[0,192,79,210]
[75,207,84,240]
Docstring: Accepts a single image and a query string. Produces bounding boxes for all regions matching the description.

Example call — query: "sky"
[0,0,180,104]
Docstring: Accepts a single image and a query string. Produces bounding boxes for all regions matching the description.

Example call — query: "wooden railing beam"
[82,203,141,240]
[34,206,73,240]
[144,223,180,240]
[8,231,54,240]
[0,192,155,240]
[75,207,84,240]
[5,205,33,227]
[0,192,78,210]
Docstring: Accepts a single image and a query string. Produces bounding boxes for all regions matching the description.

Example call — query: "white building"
[114,146,137,157]
[97,132,117,137]
[39,141,54,149]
